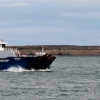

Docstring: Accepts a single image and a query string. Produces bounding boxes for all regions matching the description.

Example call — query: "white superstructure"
[0,39,20,58]
[0,39,7,51]
[35,46,46,56]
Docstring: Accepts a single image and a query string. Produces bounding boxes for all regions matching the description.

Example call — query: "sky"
[0,0,100,46]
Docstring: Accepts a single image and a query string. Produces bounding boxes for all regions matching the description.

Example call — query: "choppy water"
[0,57,100,100]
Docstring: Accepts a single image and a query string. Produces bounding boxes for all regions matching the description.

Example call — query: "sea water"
[0,56,100,100]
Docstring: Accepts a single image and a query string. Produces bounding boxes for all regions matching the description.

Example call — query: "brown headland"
[7,45,100,56]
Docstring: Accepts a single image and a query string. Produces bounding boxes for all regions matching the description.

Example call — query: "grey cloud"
[0,2,34,7]
[61,12,100,20]
[0,0,100,7]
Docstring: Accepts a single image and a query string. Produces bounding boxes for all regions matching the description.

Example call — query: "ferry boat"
[0,39,56,70]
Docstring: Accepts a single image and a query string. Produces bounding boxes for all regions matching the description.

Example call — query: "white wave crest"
[3,66,25,72]
[3,66,51,72]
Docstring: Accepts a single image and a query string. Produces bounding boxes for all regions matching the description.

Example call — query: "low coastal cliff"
[8,45,100,56]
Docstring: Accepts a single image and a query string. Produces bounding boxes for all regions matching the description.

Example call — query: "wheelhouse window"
[0,44,6,48]
[2,44,6,48]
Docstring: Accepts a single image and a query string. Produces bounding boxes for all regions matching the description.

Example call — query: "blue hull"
[0,55,56,70]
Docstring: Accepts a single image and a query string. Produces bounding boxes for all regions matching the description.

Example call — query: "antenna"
[42,46,44,52]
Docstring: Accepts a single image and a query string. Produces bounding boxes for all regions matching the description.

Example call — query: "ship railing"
[4,48,18,51]
[21,55,36,57]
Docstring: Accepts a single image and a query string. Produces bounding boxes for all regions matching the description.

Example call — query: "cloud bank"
[0,2,34,7]
[0,0,100,7]
[0,0,100,45]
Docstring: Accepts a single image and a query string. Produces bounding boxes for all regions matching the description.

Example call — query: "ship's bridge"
[0,39,20,58]
[0,39,7,51]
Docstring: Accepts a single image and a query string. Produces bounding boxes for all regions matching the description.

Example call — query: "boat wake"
[3,66,52,72]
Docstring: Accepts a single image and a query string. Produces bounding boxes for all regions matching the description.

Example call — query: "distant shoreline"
[7,45,100,56]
